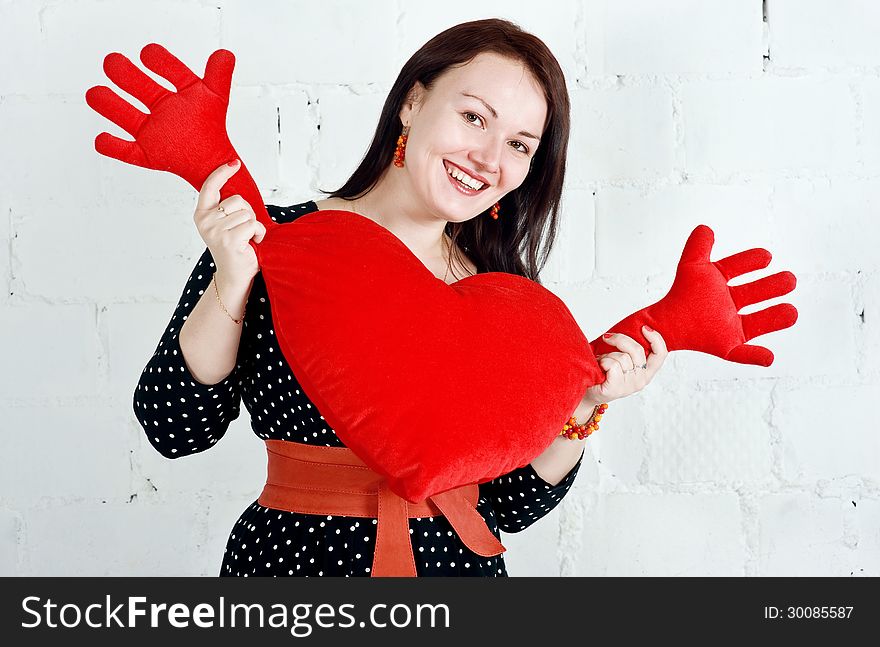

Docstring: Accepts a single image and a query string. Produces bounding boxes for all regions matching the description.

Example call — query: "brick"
[13,199,199,301]
[584,392,648,487]
[643,383,774,486]
[278,90,318,199]
[860,79,880,172]
[578,493,744,575]
[40,0,220,95]
[0,509,22,575]
[852,499,880,576]
[222,0,396,86]
[397,1,581,83]
[773,383,880,483]
[0,2,44,94]
[0,304,99,398]
[0,97,103,211]
[857,273,880,378]
[769,0,880,69]
[315,88,390,191]
[595,183,773,280]
[21,499,207,575]
[570,85,675,182]
[542,188,596,284]
[768,179,880,274]
[681,78,857,175]
[227,88,281,193]
[131,416,266,501]
[0,406,130,503]
[587,0,763,75]
[502,506,563,576]
[758,494,852,575]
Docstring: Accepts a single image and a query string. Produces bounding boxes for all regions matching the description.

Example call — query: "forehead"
[438,52,547,128]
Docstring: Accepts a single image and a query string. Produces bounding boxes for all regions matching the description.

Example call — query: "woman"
[133,18,667,577]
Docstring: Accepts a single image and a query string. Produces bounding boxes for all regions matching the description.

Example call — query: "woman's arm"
[530,420,589,487]
[133,247,248,459]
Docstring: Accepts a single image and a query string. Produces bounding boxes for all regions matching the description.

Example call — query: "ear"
[398,81,426,124]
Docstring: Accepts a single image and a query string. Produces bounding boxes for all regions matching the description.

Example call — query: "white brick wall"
[1,0,877,577]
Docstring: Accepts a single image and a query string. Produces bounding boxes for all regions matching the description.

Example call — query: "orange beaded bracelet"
[560,403,608,440]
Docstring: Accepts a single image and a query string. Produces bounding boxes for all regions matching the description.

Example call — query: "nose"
[469,136,503,178]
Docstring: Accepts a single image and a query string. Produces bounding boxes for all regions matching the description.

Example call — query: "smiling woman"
[314,18,568,286]
[132,18,613,579]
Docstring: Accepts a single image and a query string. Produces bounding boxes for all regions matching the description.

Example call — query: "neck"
[344,167,451,262]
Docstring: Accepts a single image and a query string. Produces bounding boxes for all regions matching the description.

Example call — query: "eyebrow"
[459,92,542,143]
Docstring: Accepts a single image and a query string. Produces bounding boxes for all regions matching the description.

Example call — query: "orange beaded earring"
[393,125,409,168]
[490,202,500,220]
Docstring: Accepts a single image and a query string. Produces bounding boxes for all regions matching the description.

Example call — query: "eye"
[510,141,529,154]
[463,111,483,127]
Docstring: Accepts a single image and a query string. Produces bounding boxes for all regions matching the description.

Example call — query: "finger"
[94,132,150,168]
[599,355,624,384]
[85,85,148,136]
[678,224,715,264]
[726,344,774,367]
[203,49,236,101]
[102,52,171,110]
[714,247,772,280]
[599,333,646,368]
[741,303,798,341]
[197,160,241,210]
[729,270,797,310]
[643,326,668,373]
[220,210,255,231]
[139,43,199,92]
[602,353,632,376]
[215,195,252,215]
[254,221,267,244]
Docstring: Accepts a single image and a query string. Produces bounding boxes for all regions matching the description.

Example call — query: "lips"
[443,160,489,192]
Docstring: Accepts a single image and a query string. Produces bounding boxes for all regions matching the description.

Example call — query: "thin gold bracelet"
[212,273,245,325]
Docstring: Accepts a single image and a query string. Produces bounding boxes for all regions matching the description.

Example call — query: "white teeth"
[446,163,484,190]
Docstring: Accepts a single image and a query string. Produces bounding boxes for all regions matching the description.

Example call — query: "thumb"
[254,222,267,244]
[197,159,240,210]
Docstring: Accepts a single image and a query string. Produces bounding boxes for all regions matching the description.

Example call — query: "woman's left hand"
[583,325,668,406]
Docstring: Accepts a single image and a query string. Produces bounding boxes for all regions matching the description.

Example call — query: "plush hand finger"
[714,247,772,280]
[140,43,200,92]
[741,302,798,342]
[102,51,171,110]
[85,85,148,137]
[725,343,774,366]
[678,224,715,264]
[94,132,151,168]
[729,270,797,310]
[202,48,236,102]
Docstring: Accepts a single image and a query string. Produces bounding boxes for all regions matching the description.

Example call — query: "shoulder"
[265,201,319,225]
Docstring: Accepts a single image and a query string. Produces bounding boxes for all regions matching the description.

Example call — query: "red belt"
[257,439,506,576]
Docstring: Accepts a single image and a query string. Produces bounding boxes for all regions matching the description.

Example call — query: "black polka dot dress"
[133,201,584,577]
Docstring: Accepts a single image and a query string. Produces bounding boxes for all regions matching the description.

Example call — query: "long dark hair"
[317,18,570,285]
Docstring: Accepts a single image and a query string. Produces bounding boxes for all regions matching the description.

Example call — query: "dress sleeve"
[479,448,585,533]
[132,247,244,459]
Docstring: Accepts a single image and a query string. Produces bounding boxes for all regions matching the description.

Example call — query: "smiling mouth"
[443,160,489,193]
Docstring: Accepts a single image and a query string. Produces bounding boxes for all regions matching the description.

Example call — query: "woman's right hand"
[194,159,267,285]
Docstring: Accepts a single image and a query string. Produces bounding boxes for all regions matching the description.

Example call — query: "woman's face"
[399,52,548,223]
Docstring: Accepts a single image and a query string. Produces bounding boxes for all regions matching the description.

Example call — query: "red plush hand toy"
[588,225,798,366]
[85,44,269,228]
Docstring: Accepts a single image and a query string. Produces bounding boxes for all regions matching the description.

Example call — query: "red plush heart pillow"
[254,209,605,503]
